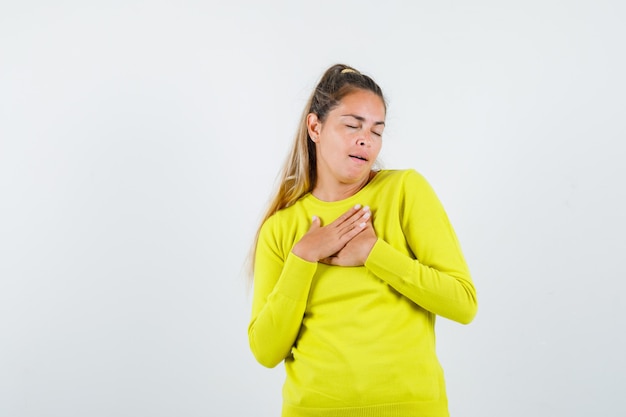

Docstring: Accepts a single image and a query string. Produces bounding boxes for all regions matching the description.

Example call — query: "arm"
[365,170,478,324]
[248,217,317,368]
[248,206,371,367]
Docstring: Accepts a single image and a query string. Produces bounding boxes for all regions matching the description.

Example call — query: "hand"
[292,205,371,263]
[320,221,377,267]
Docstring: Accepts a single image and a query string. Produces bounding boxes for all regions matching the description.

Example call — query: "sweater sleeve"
[248,216,318,368]
[364,170,478,324]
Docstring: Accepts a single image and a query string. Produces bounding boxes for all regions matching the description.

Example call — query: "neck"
[312,171,374,202]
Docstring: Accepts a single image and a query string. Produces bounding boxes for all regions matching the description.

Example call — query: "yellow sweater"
[249,169,477,417]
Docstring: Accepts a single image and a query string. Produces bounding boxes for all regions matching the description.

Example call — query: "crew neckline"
[305,170,387,207]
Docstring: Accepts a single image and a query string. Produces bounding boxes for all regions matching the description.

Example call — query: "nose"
[357,132,372,147]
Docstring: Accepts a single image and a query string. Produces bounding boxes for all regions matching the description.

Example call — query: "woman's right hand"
[291,205,371,263]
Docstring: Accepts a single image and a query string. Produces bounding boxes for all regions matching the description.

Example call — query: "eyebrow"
[341,114,386,126]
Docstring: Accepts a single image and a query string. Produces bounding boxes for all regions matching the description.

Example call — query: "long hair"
[249,64,386,276]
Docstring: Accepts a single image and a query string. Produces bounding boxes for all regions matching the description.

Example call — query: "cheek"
[373,140,383,155]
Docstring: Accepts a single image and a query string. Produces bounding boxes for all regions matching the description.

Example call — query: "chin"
[343,170,371,183]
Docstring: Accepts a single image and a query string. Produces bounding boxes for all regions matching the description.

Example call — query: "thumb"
[310,215,321,230]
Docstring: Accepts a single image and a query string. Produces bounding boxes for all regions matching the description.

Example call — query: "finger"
[349,206,371,226]
[329,204,363,227]
[339,219,368,242]
[309,215,321,230]
[336,207,371,237]
[359,207,371,223]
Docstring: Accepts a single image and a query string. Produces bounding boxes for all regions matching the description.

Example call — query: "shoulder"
[374,169,441,211]
[260,196,308,236]
[374,169,432,190]
[260,207,287,235]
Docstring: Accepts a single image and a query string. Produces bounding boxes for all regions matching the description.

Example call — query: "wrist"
[362,237,378,263]
[292,244,319,263]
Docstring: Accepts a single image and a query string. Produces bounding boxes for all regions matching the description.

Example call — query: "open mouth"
[349,155,368,161]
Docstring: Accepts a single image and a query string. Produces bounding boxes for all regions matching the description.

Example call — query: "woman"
[248,64,477,417]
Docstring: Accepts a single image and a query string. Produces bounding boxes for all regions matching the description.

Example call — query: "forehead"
[333,89,386,120]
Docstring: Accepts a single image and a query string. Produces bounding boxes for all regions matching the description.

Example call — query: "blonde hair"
[249,64,386,276]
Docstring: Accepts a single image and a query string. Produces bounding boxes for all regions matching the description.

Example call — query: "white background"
[1,1,625,416]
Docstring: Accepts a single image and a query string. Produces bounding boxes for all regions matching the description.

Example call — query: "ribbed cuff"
[276,252,318,301]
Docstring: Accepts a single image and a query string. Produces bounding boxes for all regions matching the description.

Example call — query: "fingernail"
[359,222,366,227]
[363,212,371,219]
[363,205,370,211]
[354,204,362,210]
[312,215,318,221]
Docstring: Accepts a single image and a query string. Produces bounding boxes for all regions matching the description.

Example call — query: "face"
[308,89,386,189]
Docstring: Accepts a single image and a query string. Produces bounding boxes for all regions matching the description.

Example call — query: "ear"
[306,113,321,142]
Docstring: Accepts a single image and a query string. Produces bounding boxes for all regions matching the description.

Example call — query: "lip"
[349,154,369,162]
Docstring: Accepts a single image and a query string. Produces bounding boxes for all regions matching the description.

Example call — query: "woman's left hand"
[320,222,378,267]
